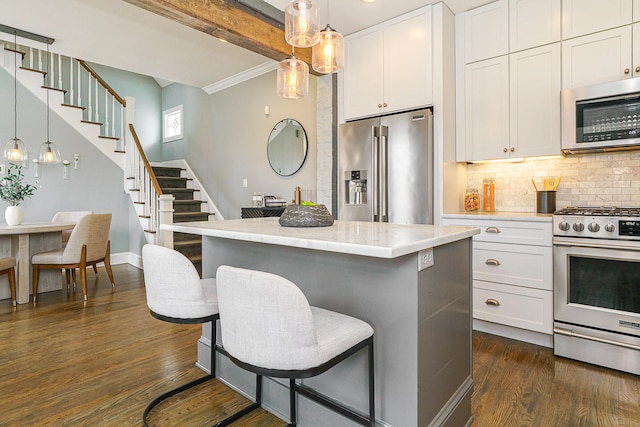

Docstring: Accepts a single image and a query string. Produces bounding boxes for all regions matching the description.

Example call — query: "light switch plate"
[418,248,434,271]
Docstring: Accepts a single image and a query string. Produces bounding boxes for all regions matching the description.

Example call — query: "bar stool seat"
[141,245,261,427]
[216,265,375,426]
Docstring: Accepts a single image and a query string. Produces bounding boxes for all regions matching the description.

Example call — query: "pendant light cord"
[46,43,50,144]
[13,33,18,140]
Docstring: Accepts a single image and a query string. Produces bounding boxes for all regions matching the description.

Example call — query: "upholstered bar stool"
[141,245,261,427]
[0,257,17,307]
[216,265,375,427]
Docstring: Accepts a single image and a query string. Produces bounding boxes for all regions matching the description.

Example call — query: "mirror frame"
[267,118,309,177]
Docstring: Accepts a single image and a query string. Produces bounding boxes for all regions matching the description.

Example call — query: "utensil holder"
[536,191,556,214]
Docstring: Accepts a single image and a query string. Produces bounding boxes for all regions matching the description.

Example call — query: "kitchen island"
[161,218,479,427]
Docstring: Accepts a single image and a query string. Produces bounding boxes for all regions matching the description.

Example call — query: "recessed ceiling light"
[361,0,377,3]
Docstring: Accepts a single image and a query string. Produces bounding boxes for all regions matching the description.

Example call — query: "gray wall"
[162,71,318,219]
[0,63,162,254]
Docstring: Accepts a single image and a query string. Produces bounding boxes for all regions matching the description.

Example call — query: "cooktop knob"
[588,222,600,232]
[573,222,585,232]
[558,221,570,231]
[604,223,616,233]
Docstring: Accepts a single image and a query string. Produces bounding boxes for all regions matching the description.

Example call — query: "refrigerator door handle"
[372,126,380,222]
[380,125,389,222]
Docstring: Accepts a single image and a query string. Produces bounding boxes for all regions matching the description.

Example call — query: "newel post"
[158,194,174,248]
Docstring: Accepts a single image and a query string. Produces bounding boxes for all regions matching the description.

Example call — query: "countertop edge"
[442,212,553,222]
[161,221,480,259]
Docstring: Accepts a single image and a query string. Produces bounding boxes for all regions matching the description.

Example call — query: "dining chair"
[32,213,114,302]
[52,210,94,285]
[0,257,17,307]
[141,244,261,426]
[216,265,375,426]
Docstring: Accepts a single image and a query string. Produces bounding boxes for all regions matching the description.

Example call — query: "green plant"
[0,163,37,206]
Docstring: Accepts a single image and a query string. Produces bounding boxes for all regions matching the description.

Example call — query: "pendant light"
[277,47,309,99]
[38,43,61,164]
[3,32,28,162]
[284,0,320,48]
[312,0,344,74]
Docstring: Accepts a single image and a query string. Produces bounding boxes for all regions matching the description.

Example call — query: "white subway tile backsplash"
[466,151,640,211]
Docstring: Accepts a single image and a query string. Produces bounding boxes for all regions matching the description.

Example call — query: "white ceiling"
[0,0,493,90]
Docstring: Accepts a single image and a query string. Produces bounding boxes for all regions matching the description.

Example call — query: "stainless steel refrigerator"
[338,108,433,224]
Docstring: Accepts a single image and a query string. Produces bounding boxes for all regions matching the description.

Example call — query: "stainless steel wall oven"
[553,207,640,374]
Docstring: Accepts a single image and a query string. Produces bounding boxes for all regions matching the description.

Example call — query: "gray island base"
[162,218,479,427]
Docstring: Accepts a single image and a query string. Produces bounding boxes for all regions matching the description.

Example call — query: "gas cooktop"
[554,206,640,217]
[553,206,640,240]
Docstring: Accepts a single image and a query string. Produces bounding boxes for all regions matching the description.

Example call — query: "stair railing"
[127,124,174,245]
[16,43,126,152]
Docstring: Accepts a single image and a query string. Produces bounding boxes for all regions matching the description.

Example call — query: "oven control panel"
[553,217,640,240]
[620,220,640,237]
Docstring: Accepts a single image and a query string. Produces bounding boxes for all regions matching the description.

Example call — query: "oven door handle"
[553,240,640,251]
[555,327,640,351]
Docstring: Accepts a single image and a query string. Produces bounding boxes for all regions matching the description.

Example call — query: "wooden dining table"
[0,222,75,304]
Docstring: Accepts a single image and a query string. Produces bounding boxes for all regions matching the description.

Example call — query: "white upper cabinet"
[464,0,509,63]
[509,0,561,52]
[635,0,640,22]
[465,56,510,160]
[343,27,384,121]
[562,26,633,88]
[562,0,632,39]
[343,6,432,121]
[510,43,561,157]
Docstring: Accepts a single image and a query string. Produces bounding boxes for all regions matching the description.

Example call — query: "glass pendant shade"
[312,25,344,74]
[3,138,27,162]
[285,0,319,47]
[277,56,309,99]
[39,141,61,163]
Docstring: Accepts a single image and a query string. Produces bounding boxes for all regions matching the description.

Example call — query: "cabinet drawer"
[473,241,552,290]
[474,280,553,334]
[443,218,552,246]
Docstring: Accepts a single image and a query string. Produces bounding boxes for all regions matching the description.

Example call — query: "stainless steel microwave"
[562,78,640,153]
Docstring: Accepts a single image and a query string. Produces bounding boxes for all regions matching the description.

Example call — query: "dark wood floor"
[1,264,639,426]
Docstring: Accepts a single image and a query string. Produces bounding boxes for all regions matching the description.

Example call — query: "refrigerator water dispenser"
[345,170,367,205]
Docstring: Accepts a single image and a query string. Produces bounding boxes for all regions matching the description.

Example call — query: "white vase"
[5,205,24,226]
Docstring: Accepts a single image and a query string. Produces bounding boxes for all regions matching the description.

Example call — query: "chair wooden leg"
[92,264,98,275]
[104,241,115,289]
[8,267,16,307]
[71,268,76,287]
[80,245,88,300]
[65,269,71,288]
[32,265,40,303]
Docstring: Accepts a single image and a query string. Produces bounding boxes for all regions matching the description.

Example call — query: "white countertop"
[442,211,553,222]
[162,218,479,259]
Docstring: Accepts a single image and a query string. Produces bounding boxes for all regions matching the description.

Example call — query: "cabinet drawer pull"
[636,66,640,73]
[378,103,383,108]
[485,226,501,233]
[485,298,500,306]
[625,68,631,74]
[485,258,500,266]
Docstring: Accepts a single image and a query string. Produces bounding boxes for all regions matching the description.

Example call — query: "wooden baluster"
[57,53,62,89]
[37,48,41,73]
[111,96,116,137]
[77,61,82,107]
[69,56,74,104]
[94,77,99,122]
[29,47,34,70]
[120,106,125,152]
[87,74,93,121]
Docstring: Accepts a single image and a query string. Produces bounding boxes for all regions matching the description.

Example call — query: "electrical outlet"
[418,248,434,271]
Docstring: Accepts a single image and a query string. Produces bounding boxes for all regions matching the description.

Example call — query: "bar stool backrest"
[142,244,209,319]
[216,265,318,370]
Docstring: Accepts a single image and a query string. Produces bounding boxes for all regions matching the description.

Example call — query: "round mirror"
[267,119,308,176]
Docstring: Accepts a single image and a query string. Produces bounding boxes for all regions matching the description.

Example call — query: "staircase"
[152,166,215,274]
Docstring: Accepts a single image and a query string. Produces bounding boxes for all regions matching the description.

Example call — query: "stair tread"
[174,239,202,247]
[174,200,206,204]
[98,135,120,140]
[81,120,104,126]
[61,103,86,110]
[162,188,196,192]
[173,212,210,217]
[114,150,125,153]
[42,85,67,94]
[20,66,46,75]
[4,47,26,59]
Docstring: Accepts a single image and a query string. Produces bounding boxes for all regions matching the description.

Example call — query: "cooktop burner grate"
[555,206,640,217]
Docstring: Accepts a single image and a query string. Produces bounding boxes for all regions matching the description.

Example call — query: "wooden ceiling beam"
[122,0,313,66]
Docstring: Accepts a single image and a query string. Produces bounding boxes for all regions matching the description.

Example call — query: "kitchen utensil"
[543,178,553,190]
[531,178,538,191]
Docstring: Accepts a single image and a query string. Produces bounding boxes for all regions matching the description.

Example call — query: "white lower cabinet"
[442,216,554,345]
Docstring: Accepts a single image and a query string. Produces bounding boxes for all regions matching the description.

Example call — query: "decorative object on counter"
[464,187,480,212]
[279,203,334,227]
[0,163,37,226]
[536,191,556,214]
[252,192,263,208]
[482,177,495,212]
[294,185,301,205]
